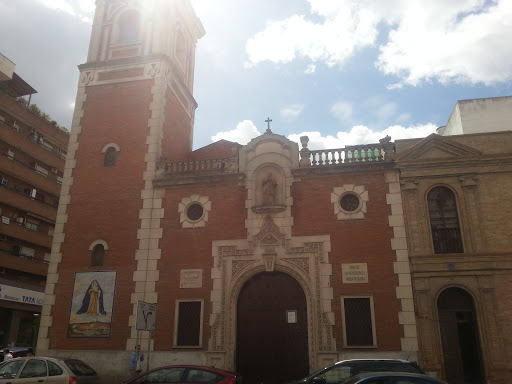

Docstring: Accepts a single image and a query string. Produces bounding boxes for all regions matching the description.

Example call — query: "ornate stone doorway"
[236,272,309,384]
[438,287,484,384]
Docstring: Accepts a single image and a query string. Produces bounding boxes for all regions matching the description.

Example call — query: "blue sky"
[1,0,511,150]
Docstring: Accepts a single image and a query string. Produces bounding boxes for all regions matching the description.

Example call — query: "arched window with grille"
[427,186,463,254]
[104,147,117,167]
[118,11,140,43]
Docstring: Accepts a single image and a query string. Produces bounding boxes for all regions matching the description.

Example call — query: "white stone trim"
[178,195,212,228]
[331,184,369,220]
[89,239,109,251]
[127,71,168,352]
[101,143,120,153]
[208,233,335,372]
[385,171,419,356]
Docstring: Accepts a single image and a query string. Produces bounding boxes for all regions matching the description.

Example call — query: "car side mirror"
[311,377,327,384]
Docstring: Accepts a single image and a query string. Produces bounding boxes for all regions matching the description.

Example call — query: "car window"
[353,363,421,375]
[19,359,47,378]
[133,367,186,384]
[320,366,352,384]
[48,361,64,376]
[186,369,223,383]
[64,359,97,376]
[0,360,25,379]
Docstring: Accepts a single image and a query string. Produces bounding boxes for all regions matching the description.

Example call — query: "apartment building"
[0,54,68,349]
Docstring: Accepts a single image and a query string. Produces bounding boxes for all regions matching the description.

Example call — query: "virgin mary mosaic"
[67,271,117,337]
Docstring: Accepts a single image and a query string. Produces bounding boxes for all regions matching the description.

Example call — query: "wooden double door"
[236,272,309,384]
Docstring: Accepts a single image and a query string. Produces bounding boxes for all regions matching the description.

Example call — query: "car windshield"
[64,360,97,376]
[0,359,25,379]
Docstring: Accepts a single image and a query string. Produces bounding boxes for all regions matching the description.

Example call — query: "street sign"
[136,301,157,331]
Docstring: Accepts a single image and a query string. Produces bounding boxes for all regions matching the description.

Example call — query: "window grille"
[427,186,463,254]
[343,297,375,347]
[176,301,202,347]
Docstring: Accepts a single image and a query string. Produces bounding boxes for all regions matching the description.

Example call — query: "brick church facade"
[37,1,512,384]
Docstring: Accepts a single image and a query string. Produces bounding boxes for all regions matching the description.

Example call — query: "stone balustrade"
[159,157,239,175]
[299,135,395,167]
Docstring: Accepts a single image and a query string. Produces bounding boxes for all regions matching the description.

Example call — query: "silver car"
[0,356,99,384]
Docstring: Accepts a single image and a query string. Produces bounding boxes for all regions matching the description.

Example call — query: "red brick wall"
[155,182,247,350]
[161,90,194,161]
[292,171,402,350]
[50,80,154,350]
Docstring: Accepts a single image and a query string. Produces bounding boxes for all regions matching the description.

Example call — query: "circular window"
[339,193,360,212]
[187,203,204,221]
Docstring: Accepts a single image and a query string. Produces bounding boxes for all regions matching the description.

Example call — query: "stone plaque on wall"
[342,263,368,283]
[180,269,203,288]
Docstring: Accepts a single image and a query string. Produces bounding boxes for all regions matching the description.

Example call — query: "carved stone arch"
[102,143,120,153]
[229,263,316,372]
[424,183,462,203]
[209,235,335,372]
[89,239,109,251]
[102,143,120,167]
[434,284,485,384]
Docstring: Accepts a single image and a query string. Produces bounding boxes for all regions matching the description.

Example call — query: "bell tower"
[37,0,204,361]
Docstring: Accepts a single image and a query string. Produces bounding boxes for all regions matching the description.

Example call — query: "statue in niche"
[262,173,277,206]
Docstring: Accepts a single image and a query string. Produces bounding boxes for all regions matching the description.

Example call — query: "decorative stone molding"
[209,227,335,372]
[178,194,212,228]
[101,143,120,153]
[331,184,369,220]
[88,239,109,250]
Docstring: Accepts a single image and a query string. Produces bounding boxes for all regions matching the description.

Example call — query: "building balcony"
[0,185,57,221]
[0,90,68,149]
[0,120,67,167]
[0,219,52,249]
[0,153,62,196]
[0,249,48,276]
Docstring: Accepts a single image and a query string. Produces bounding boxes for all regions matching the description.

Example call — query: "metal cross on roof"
[265,117,272,133]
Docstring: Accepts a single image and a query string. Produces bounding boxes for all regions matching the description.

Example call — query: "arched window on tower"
[91,244,105,267]
[427,186,463,254]
[104,147,117,167]
[118,11,140,43]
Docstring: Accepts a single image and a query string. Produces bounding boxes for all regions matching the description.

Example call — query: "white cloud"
[246,0,512,86]
[330,101,353,122]
[305,64,316,74]
[280,104,305,122]
[211,120,261,145]
[288,123,437,150]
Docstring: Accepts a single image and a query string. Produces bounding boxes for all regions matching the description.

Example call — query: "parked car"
[122,365,241,384]
[341,372,447,384]
[9,347,33,358]
[0,356,99,384]
[286,359,425,384]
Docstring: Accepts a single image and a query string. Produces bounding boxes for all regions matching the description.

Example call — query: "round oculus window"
[187,203,204,221]
[339,193,360,212]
